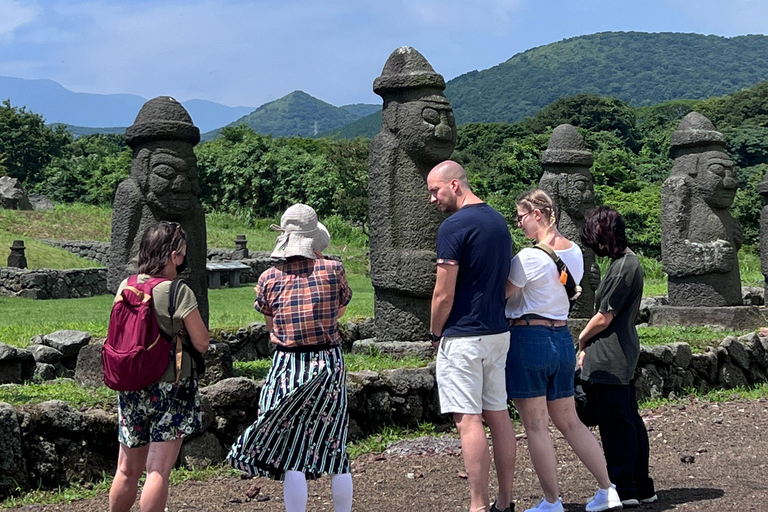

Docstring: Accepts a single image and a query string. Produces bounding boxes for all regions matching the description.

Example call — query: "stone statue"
[368,47,457,341]
[7,240,27,268]
[758,171,768,300]
[661,112,742,307]
[539,124,599,318]
[108,96,209,324]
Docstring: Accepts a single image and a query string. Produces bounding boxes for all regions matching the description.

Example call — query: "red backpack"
[103,275,173,391]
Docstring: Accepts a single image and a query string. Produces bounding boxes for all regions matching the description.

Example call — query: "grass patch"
[0,276,373,348]
[347,422,442,458]
[233,352,431,381]
[0,204,112,242]
[637,325,748,353]
[640,382,768,409]
[0,465,239,509]
[0,231,101,270]
[0,379,116,408]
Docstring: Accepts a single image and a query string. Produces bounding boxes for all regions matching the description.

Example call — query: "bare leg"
[139,438,183,512]
[514,397,559,502]
[109,443,149,512]
[483,409,516,508]
[455,412,491,512]
[547,396,611,489]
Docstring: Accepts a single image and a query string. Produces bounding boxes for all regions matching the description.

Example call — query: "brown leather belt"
[507,318,567,327]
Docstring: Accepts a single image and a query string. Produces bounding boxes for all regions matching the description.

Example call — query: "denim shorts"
[506,325,576,401]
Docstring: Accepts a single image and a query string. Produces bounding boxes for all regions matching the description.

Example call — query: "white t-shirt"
[505,243,585,321]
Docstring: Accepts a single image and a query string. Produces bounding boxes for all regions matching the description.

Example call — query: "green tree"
[0,99,72,184]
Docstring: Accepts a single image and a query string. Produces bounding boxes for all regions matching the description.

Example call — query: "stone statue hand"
[712,239,736,273]
[732,220,743,252]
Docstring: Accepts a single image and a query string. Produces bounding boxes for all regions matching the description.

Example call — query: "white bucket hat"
[270,204,330,259]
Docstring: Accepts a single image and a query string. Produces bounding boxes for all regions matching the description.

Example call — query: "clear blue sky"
[1,0,767,109]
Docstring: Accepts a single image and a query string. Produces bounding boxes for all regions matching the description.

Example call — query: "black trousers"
[585,381,655,501]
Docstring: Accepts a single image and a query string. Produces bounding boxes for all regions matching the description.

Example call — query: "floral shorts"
[117,378,202,448]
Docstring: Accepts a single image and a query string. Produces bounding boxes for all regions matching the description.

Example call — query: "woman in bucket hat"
[227,204,354,512]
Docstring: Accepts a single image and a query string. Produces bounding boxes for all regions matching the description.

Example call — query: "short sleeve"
[337,264,353,307]
[254,272,274,316]
[598,275,631,315]
[508,255,527,287]
[436,221,461,265]
[176,282,198,320]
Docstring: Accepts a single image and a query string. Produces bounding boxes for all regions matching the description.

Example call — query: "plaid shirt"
[255,258,353,348]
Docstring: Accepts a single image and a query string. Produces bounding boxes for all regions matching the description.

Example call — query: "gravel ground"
[13,396,768,512]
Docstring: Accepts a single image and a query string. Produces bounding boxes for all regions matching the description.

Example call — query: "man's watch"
[428,331,440,343]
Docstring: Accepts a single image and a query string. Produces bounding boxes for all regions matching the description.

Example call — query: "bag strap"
[534,243,568,281]
[168,279,183,385]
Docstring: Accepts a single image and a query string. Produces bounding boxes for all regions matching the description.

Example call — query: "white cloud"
[0,0,39,39]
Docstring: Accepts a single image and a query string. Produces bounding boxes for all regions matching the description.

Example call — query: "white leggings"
[283,470,353,512]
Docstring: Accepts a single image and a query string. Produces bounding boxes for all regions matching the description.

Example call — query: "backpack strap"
[168,279,183,385]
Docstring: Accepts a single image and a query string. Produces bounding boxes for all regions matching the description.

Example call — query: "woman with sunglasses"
[505,189,620,512]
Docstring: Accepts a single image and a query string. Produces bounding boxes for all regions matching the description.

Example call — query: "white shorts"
[436,331,510,414]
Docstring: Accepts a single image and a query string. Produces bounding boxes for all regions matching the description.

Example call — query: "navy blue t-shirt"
[437,203,511,337]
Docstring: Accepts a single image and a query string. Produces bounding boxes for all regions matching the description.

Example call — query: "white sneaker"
[639,494,658,504]
[586,484,623,511]
[525,497,564,512]
[620,498,640,508]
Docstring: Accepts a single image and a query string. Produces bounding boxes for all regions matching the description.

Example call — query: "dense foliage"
[0,100,72,184]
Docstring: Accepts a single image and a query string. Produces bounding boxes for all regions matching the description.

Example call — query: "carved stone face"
[563,172,595,218]
[692,150,738,209]
[398,94,456,162]
[138,142,200,217]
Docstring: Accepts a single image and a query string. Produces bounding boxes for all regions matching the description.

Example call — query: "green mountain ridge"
[203,91,377,140]
[335,31,768,139]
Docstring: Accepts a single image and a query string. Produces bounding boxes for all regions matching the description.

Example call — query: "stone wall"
[40,240,111,265]
[1,333,768,497]
[0,268,107,299]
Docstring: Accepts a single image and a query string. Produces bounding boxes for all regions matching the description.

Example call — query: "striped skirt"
[227,345,350,481]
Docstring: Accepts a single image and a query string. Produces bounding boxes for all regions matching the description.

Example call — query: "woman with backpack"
[227,203,353,512]
[578,206,657,508]
[108,221,209,512]
[505,189,621,512]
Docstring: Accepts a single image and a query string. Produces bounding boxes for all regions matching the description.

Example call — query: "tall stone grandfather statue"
[539,124,599,318]
[368,47,457,341]
[108,96,209,323]
[661,112,742,307]
[758,171,768,299]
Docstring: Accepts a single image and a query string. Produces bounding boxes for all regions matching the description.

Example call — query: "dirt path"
[14,397,768,511]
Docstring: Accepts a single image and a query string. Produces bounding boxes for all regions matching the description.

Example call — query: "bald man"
[427,160,517,512]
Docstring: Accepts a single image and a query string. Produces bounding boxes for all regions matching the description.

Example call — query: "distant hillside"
[53,125,127,138]
[204,91,366,140]
[447,32,768,124]
[339,103,379,118]
[0,76,253,132]
[333,31,768,138]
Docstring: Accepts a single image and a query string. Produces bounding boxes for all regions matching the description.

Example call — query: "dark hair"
[137,221,187,276]
[580,206,627,259]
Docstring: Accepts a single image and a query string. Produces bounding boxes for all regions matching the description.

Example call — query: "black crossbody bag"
[168,279,206,379]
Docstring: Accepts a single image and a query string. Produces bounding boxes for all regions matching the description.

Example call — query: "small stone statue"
[539,124,599,318]
[368,47,457,340]
[234,234,249,260]
[661,112,742,307]
[108,96,209,323]
[7,240,27,268]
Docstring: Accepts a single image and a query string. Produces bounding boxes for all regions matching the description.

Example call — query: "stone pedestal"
[649,305,766,330]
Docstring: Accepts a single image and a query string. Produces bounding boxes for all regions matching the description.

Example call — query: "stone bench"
[205,261,251,289]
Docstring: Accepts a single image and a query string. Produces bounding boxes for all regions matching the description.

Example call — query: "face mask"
[176,254,187,274]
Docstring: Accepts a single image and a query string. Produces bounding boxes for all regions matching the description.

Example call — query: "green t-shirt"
[582,252,644,385]
[115,275,198,381]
